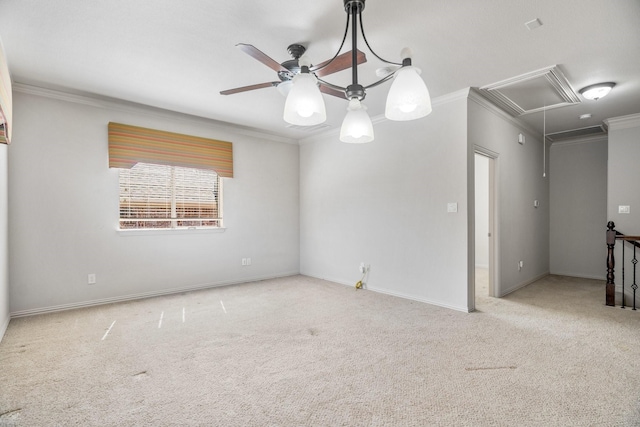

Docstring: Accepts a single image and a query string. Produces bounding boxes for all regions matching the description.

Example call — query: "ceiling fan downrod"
[344,0,366,101]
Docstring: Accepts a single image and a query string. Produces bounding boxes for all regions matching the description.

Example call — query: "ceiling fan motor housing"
[278,44,307,82]
[287,44,306,59]
[344,0,365,13]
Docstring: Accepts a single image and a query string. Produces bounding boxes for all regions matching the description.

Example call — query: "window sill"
[116,227,226,237]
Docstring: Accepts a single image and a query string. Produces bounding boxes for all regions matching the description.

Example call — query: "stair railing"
[606,221,640,309]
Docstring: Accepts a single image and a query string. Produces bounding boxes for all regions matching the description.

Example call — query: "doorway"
[474,150,497,302]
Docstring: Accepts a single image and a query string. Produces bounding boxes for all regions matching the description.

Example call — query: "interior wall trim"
[9,272,299,318]
[499,272,549,298]
[604,113,640,131]
[548,271,606,281]
[12,82,298,145]
[468,88,539,137]
[302,273,470,313]
[474,144,500,159]
[0,314,9,343]
[550,135,608,148]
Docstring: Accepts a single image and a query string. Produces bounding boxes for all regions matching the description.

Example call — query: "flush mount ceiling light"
[579,82,616,100]
[220,0,432,143]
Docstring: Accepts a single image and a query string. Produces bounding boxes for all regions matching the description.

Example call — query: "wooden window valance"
[0,37,12,145]
[108,122,233,178]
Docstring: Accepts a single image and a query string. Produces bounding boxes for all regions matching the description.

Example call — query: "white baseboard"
[365,285,470,313]
[10,271,299,318]
[549,271,606,281]
[499,272,550,297]
[0,314,9,343]
[301,273,470,313]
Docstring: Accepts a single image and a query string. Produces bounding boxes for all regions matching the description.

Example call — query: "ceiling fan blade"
[319,85,346,99]
[220,82,278,95]
[237,43,289,73]
[313,49,367,77]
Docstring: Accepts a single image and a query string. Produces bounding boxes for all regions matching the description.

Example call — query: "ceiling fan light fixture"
[579,82,615,100]
[385,64,432,121]
[340,99,374,143]
[283,71,326,126]
[277,80,293,97]
[223,0,432,134]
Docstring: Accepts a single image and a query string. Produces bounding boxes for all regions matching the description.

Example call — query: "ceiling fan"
[219,0,431,142]
[219,43,367,100]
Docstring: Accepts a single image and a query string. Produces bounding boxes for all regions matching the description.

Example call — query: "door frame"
[473,147,499,306]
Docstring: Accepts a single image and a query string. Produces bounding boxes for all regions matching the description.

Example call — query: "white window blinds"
[119,162,222,229]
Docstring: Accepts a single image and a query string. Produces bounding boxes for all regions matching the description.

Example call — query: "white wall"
[300,91,470,312]
[549,138,607,279]
[606,114,640,304]
[607,115,640,232]
[474,154,489,268]
[467,92,550,296]
[8,88,300,315]
[0,143,8,339]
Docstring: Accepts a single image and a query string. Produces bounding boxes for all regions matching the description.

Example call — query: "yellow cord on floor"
[355,268,366,290]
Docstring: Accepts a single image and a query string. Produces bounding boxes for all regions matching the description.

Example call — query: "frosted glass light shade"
[277,80,293,97]
[340,99,374,143]
[385,66,432,121]
[579,82,615,100]
[283,72,326,126]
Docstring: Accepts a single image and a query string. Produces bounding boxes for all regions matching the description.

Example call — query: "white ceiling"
[1,0,639,140]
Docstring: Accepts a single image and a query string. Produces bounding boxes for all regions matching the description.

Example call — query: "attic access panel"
[478,65,580,116]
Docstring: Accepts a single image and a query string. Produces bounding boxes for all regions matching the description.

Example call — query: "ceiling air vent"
[545,125,607,142]
[285,123,331,133]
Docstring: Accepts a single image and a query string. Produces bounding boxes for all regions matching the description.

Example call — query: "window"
[119,162,222,230]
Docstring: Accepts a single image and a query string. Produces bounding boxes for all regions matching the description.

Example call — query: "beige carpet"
[1,274,639,426]
[475,267,489,297]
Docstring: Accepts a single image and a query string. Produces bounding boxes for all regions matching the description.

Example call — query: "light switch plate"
[447,203,458,213]
[619,205,630,214]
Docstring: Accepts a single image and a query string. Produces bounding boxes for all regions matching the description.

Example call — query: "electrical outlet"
[88,274,96,285]
[359,262,365,273]
[518,260,524,271]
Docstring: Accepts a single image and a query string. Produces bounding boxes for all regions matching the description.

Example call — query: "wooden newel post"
[606,221,616,306]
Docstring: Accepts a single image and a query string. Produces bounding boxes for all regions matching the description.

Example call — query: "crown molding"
[604,113,640,131]
[12,82,299,145]
[468,88,539,137]
[432,87,472,106]
[549,134,608,147]
[299,88,472,145]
